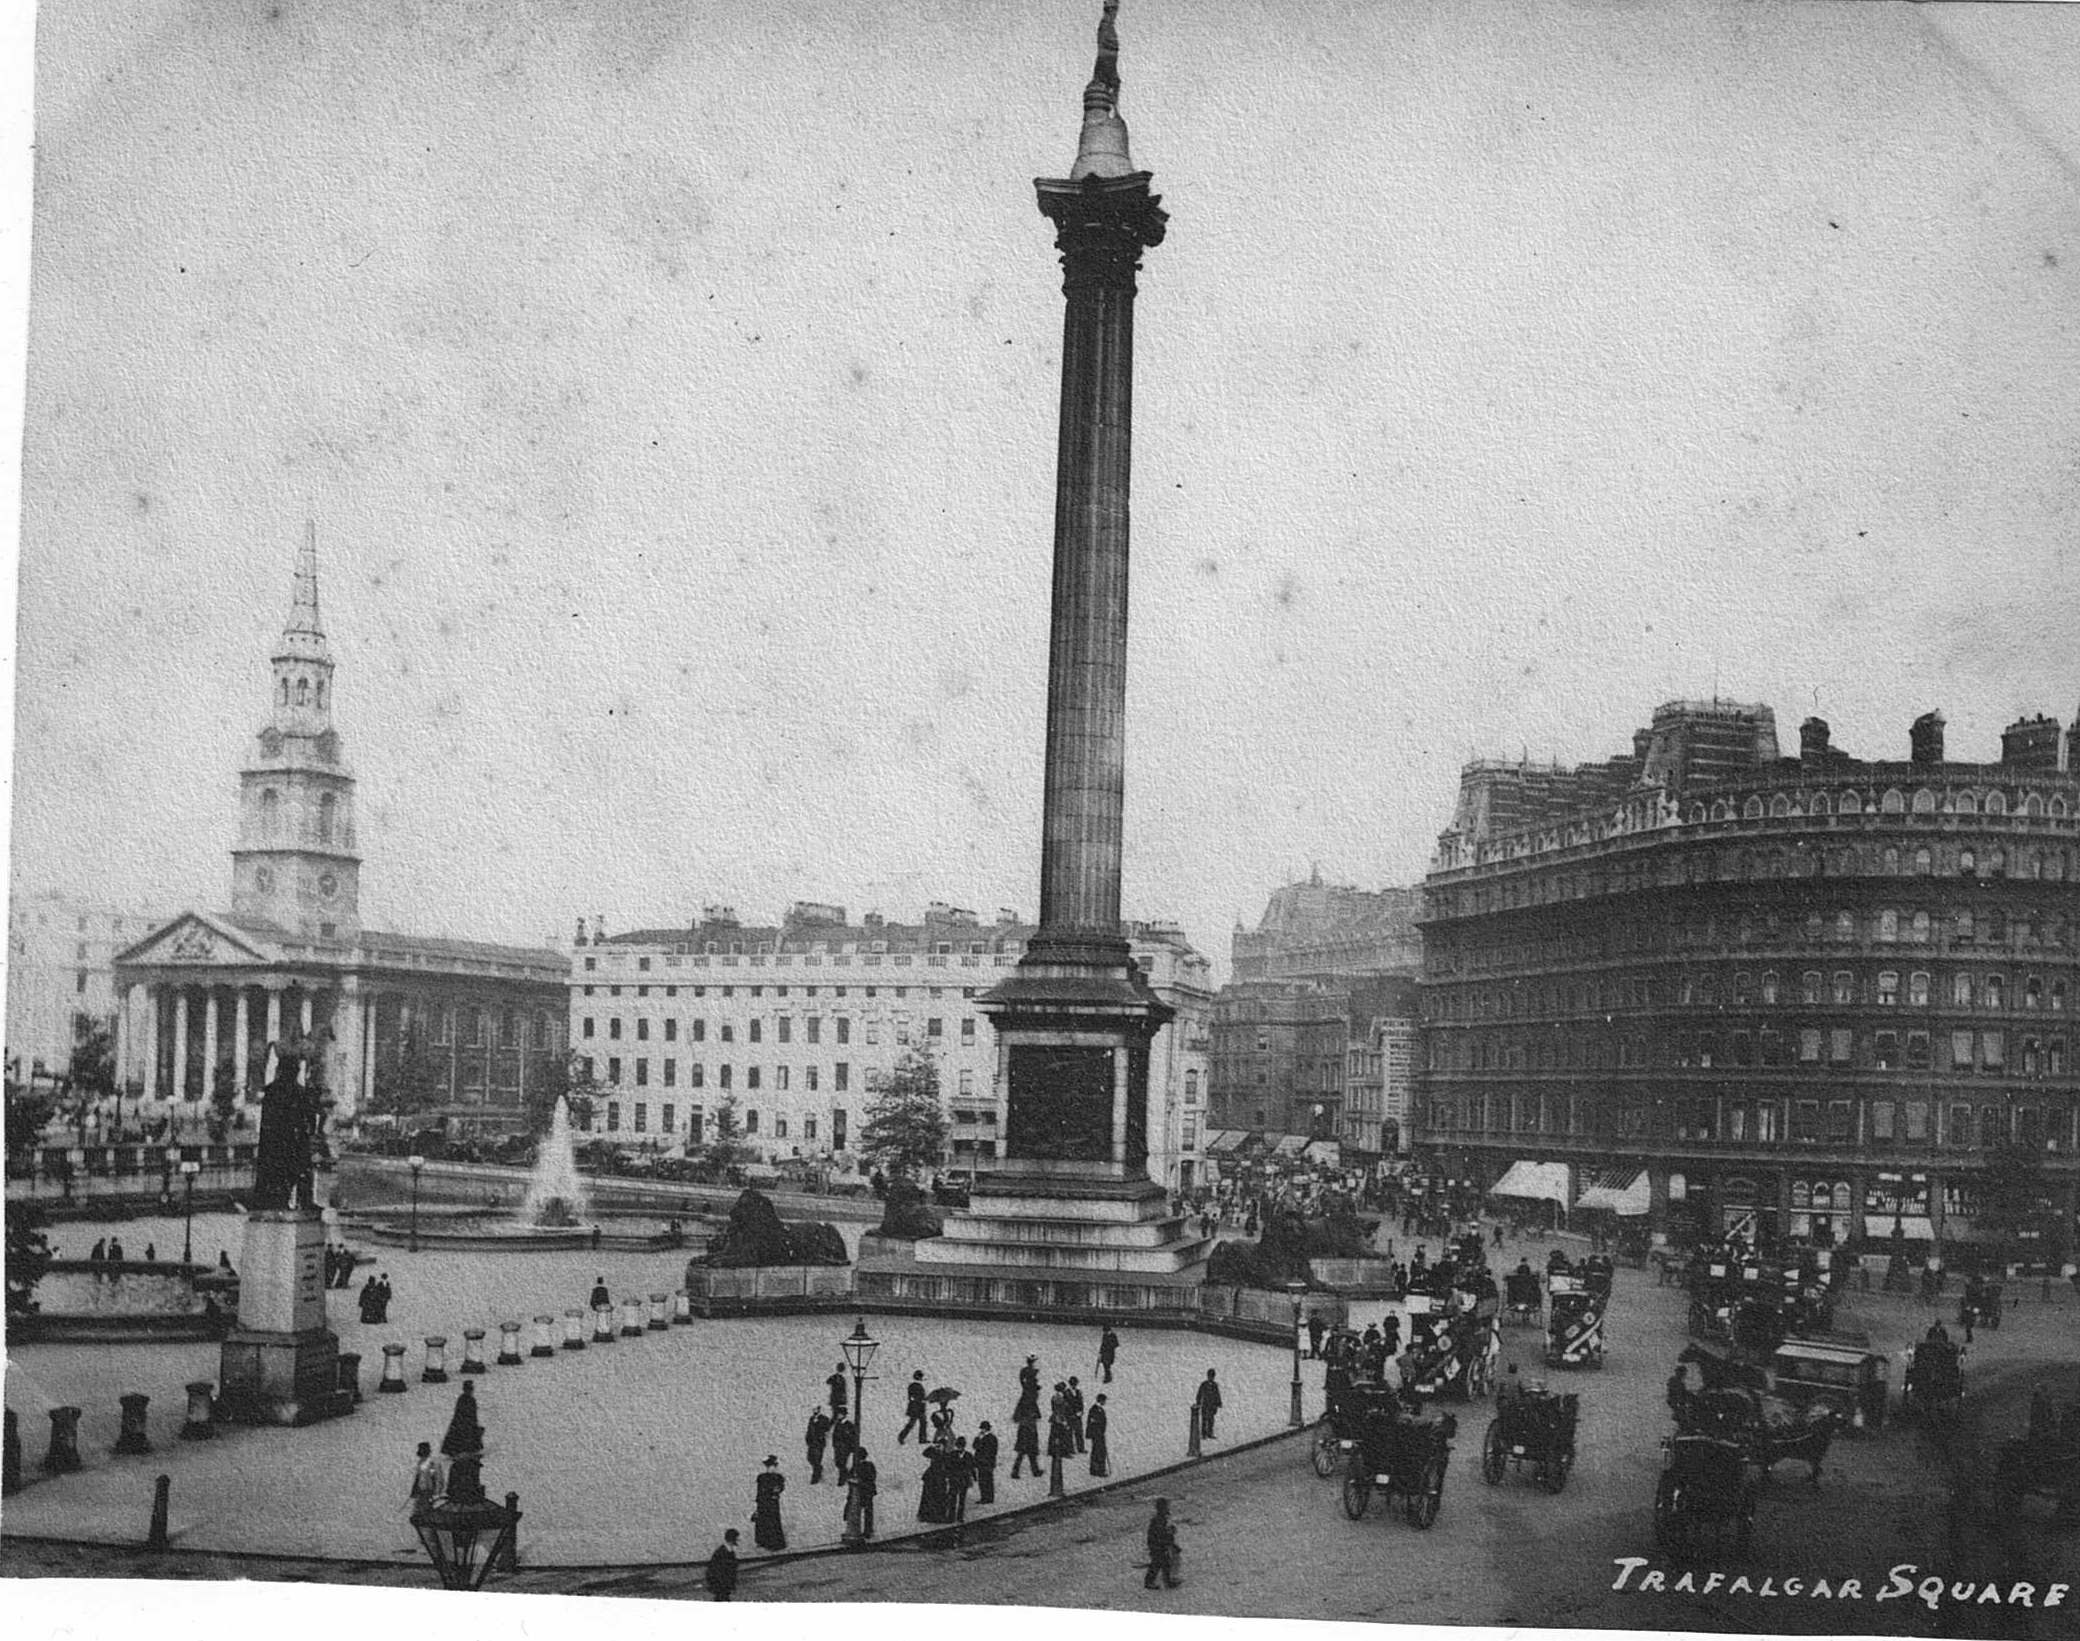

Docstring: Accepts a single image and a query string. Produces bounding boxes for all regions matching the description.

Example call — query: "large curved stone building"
[1419,700,2080,1260]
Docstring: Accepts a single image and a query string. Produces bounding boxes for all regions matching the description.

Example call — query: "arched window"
[1986,974,2006,1010]
[1710,799,1732,822]
[1835,910,1856,942]
[2028,850,2044,879]
[1770,794,1793,818]
[1911,910,1931,943]
[260,788,281,837]
[1877,909,1899,942]
[1910,971,1930,1006]
[1959,848,1977,877]
[1913,789,1936,814]
[1989,848,2007,878]
[1688,802,1706,824]
[1956,791,1979,814]
[295,677,310,706]
[1883,845,1901,874]
[1761,970,1780,1004]
[2026,793,2044,818]
[2053,796,2069,819]
[1914,847,1932,876]
[1744,796,1765,821]
[1838,791,1862,816]
[1882,788,1905,814]
[278,678,289,706]
[1986,790,2009,816]
[1954,972,1974,1008]
[1809,792,1832,817]
[318,791,337,845]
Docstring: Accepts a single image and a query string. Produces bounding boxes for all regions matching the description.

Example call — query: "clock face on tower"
[318,871,339,900]
[255,867,275,892]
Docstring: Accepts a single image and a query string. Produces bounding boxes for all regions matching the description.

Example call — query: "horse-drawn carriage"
[1481,1384,1579,1493]
[1673,1346,1844,1485]
[1401,1297,1501,1400]
[1897,1337,1965,1421]
[1313,1378,1393,1477]
[1958,1275,2004,1333]
[1654,1433,1758,1555]
[1769,1335,1888,1433]
[1504,1266,1544,1327]
[1341,1393,1458,1529]
[1545,1275,1607,1368]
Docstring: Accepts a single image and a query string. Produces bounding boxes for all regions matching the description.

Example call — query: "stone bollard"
[114,1393,153,1456]
[3,1408,21,1495]
[1048,1450,1065,1498]
[592,1304,616,1344]
[379,1343,409,1393]
[619,1297,644,1338]
[147,1474,171,1550]
[498,1321,525,1365]
[460,1329,488,1375]
[423,1336,450,1384]
[43,1406,84,1474]
[499,1490,522,1570]
[337,1352,363,1404]
[671,1289,693,1325]
[648,1292,669,1331]
[1186,1403,1202,1459]
[180,1381,217,1440]
[532,1315,558,1358]
[564,1309,588,1350]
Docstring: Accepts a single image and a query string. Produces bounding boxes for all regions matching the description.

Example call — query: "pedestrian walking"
[751,1456,787,1551]
[1010,1405,1042,1479]
[1142,1498,1181,1590]
[972,1421,999,1504]
[1067,1376,1088,1453]
[1195,1369,1223,1440]
[588,1274,611,1311]
[1046,1406,1076,1471]
[1087,1394,1110,1477]
[89,1238,108,1266]
[1306,1313,1326,1360]
[899,1369,929,1445]
[143,1243,157,1263]
[917,1444,955,1523]
[844,1448,878,1541]
[408,1441,445,1512]
[1098,1326,1119,1384]
[949,1436,975,1522]
[805,1407,832,1484]
[826,1363,850,1417]
[108,1236,126,1263]
[704,1528,740,1600]
[831,1412,858,1483]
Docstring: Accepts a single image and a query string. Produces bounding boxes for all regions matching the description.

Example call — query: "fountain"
[522,1097,591,1228]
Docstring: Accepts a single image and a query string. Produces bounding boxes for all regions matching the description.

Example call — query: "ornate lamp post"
[839,1316,879,1544]
[410,1490,523,1591]
[1285,1277,1308,1428]
[179,1160,201,1264]
[408,1154,426,1252]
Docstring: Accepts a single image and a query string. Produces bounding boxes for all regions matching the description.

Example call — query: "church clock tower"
[230,524,361,941]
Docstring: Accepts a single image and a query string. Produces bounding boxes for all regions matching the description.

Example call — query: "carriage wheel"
[1470,1355,1492,1399]
[1342,1473,1372,1520]
[1652,1473,1682,1549]
[1407,1457,1446,1529]
[1481,1420,1507,1486]
[1311,1423,1340,1479]
[1541,1448,1573,1494]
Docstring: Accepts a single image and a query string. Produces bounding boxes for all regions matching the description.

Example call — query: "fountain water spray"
[522,1096,591,1228]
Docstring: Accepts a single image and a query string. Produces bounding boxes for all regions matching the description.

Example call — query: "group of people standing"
[85,1236,142,1265]
[1009,1353,1114,1480]
[356,1270,394,1323]
[323,1242,360,1288]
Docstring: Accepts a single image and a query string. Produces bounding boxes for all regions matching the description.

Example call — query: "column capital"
[1035,173,1166,293]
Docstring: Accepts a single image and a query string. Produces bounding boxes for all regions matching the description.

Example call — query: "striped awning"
[1576,1167,1650,1217]
[1203,1130,1251,1155]
[1487,1160,1571,1205]
[1271,1134,1309,1156]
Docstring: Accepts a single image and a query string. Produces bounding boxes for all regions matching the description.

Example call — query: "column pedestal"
[217,1209,350,1427]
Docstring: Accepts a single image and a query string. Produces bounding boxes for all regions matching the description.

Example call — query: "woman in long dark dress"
[752,1457,787,1550]
[1086,1394,1110,1477]
[917,1445,954,1523]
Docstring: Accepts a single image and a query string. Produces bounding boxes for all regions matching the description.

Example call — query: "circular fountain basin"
[356,1214,700,1254]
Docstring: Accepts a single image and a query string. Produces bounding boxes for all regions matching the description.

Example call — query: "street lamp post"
[407,1154,426,1253]
[839,1317,879,1545]
[1285,1278,1308,1428]
[179,1160,201,1265]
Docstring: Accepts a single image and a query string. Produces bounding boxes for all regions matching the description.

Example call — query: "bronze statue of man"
[251,1043,318,1211]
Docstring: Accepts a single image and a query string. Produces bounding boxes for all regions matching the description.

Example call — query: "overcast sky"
[9,0,2080,980]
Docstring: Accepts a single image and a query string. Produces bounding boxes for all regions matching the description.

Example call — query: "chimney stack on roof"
[1800,717,1831,766]
[2001,713,2062,771]
[1909,711,1945,767]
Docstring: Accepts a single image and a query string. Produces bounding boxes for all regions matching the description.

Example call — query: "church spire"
[1069,1,1136,181]
[276,519,330,664]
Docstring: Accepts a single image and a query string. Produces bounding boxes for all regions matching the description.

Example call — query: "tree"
[524,1050,601,1136]
[860,1048,949,1182]
[6,1201,54,1316]
[705,1095,746,1170]
[367,1038,450,1124]
[5,1084,58,1164]
[68,1023,116,1100]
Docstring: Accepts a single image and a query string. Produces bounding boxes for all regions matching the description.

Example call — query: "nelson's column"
[881,2,1210,1308]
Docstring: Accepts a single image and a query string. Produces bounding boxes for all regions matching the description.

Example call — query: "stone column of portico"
[202,988,220,1103]
[265,985,283,1058]
[113,984,131,1089]
[233,989,252,1096]
[361,995,377,1110]
[143,987,161,1102]
[172,988,190,1103]
[299,990,314,1040]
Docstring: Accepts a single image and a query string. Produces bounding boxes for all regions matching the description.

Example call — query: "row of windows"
[1694,786,2068,823]
[584,948,1021,969]
[1428,1091,2077,1150]
[586,1102,846,1146]
[410,1009,562,1050]
[1432,902,2076,981]
[1433,964,2072,1019]
[576,983,981,1002]
[578,1015,977,1047]
[1431,1026,2073,1076]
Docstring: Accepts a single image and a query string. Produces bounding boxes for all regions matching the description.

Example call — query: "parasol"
[926,1387,961,1406]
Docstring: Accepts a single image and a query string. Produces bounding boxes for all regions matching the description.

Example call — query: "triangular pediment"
[116,910,282,969]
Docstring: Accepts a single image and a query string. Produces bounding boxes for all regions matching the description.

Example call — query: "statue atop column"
[251,1038,320,1211]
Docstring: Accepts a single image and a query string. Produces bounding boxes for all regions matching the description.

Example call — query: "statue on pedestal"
[252,1042,319,1212]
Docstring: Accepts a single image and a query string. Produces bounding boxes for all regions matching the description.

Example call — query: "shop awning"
[1487,1160,1571,1205]
[1303,1139,1342,1165]
[1271,1134,1309,1157]
[1576,1167,1651,1217]
[1204,1130,1251,1155]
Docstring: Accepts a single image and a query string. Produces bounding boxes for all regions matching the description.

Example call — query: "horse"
[1678,1343,1768,1398]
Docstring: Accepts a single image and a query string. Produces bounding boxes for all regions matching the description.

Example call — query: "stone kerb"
[683,1265,855,1304]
